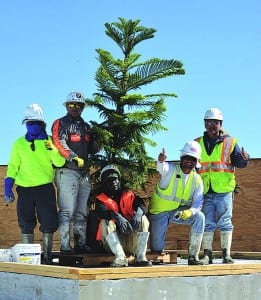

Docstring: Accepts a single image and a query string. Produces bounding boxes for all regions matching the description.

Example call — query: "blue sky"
[1,0,260,165]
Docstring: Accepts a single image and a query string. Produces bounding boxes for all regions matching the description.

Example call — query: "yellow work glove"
[72,157,84,168]
[44,140,56,151]
[181,209,193,220]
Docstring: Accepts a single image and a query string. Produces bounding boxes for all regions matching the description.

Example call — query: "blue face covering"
[25,123,47,142]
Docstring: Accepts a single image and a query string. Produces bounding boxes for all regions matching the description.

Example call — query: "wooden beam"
[0,261,261,280]
[56,251,177,266]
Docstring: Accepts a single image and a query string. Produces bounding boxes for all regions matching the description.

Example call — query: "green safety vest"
[149,163,201,214]
[196,136,236,194]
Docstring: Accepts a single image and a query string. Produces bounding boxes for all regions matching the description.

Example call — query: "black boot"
[200,249,213,265]
[42,233,53,265]
[21,233,34,243]
[188,255,203,265]
[74,234,93,254]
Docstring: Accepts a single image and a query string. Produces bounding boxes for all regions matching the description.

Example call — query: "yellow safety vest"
[196,136,236,194]
[149,163,201,214]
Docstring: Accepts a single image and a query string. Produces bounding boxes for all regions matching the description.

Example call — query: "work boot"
[105,232,128,267]
[59,223,74,254]
[42,233,53,265]
[188,255,203,265]
[73,224,93,254]
[134,232,152,266]
[220,231,234,264]
[188,232,203,265]
[200,232,214,265]
[21,233,34,244]
[201,249,213,265]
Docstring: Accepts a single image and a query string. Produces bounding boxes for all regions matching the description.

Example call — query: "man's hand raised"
[158,148,167,163]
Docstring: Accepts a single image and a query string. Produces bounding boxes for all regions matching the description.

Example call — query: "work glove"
[112,212,133,234]
[72,157,84,168]
[44,140,56,151]
[180,209,193,220]
[4,177,15,204]
[130,207,143,231]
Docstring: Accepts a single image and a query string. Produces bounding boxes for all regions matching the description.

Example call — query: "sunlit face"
[66,102,84,119]
[180,155,197,174]
[204,119,222,138]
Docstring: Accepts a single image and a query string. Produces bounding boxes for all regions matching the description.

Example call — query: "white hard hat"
[63,91,86,106]
[22,104,45,124]
[204,108,223,121]
[180,141,202,168]
[99,164,121,182]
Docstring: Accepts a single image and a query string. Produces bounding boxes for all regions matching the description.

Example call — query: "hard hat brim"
[180,152,201,168]
[22,119,46,125]
[180,151,200,160]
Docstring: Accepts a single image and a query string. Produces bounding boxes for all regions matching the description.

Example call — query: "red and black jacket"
[52,114,98,171]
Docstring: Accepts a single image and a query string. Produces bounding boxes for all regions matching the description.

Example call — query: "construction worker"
[148,141,205,265]
[93,165,152,267]
[4,104,65,264]
[51,91,99,254]
[195,108,250,264]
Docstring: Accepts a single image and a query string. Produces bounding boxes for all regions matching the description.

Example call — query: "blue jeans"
[55,168,91,227]
[148,209,205,252]
[202,192,233,232]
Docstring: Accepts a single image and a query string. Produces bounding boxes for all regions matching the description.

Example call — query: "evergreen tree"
[86,18,185,190]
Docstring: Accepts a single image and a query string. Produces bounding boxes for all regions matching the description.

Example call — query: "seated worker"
[93,164,152,267]
[148,141,205,265]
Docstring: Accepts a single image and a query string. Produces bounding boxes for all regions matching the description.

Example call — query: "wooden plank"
[1,261,261,281]
[80,252,176,266]
[55,250,177,267]
[148,251,177,264]
[73,263,261,280]
[0,262,80,279]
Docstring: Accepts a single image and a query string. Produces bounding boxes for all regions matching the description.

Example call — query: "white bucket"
[0,249,13,262]
[12,244,41,265]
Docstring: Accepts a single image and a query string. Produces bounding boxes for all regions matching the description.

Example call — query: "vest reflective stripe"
[196,136,236,193]
[154,167,198,204]
[199,162,234,173]
[149,164,200,214]
[222,137,234,162]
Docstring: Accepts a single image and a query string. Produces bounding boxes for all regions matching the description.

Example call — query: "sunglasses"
[205,120,220,126]
[67,103,84,109]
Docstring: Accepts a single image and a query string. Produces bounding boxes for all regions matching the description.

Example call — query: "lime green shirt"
[6,136,65,187]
